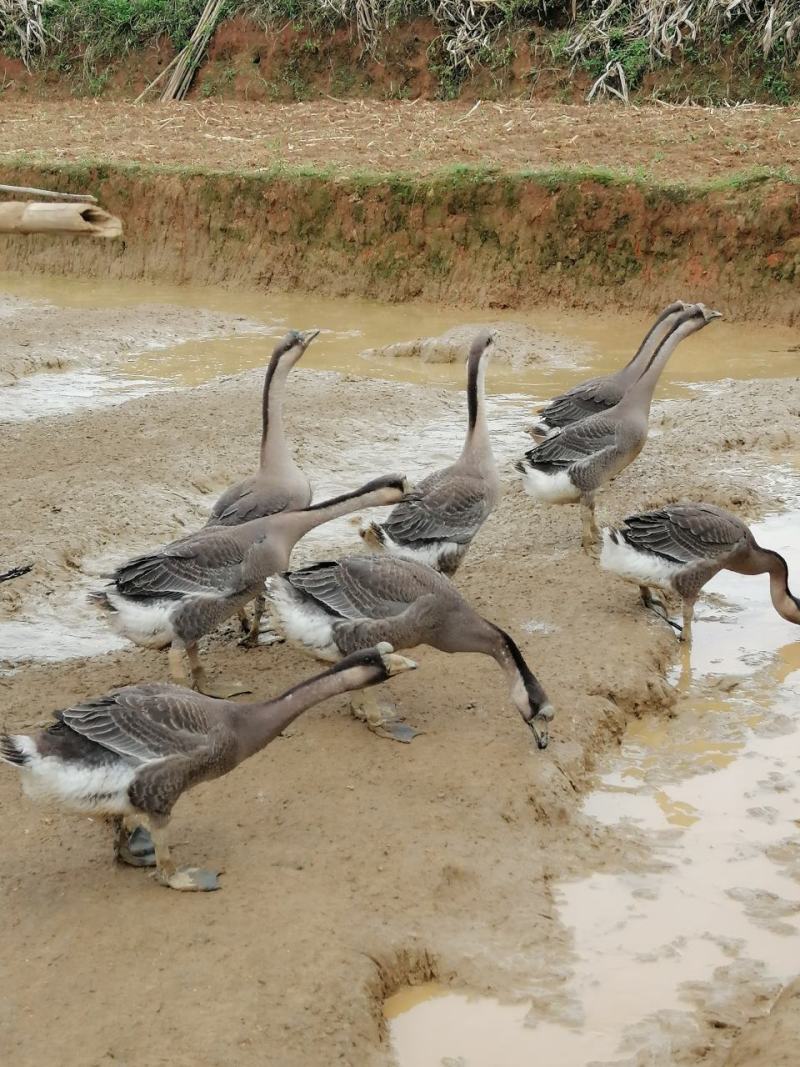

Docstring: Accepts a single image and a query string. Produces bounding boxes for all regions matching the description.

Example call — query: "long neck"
[278,483,400,547]
[617,316,701,415]
[259,356,294,471]
[755,547,800,623]
[613,304,684,388]
[473,620,547,706]
[461,348,492,462]
[234,666,374,761]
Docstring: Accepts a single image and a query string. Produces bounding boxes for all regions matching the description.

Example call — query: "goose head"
[338,643,418,685]
[273,328,320,368]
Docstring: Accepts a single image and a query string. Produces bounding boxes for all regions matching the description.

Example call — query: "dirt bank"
[1,322,797,1064]
[2,155,798,326]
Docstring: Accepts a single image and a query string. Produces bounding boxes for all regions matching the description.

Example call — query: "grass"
[2,1,799,102]
[4,154,798,199]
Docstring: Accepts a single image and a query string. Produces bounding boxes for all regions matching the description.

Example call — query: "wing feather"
[61,685,219,763]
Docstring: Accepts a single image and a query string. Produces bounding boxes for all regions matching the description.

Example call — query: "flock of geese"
[3,302,799,893]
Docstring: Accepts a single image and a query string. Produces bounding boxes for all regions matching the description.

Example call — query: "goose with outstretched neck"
[601,503,800,642]
[515,304,722,552]
[360,331,499,576]
[206,328,318,643]
[269,554,554,747]
[0,644,417,892]
[90,475,410,697]
[525,301,688,440]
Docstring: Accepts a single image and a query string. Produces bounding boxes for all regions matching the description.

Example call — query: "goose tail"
[0,733,33,767]
[88,588,116,612]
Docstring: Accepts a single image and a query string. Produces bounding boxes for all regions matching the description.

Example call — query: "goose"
[90,475,410,698]
[360,331,499,576]
[0,564,32,583]
[0,644,416,892]
[206,328,318,643]
[269,554,554,747]
[515,304,721,552]
[525,302,687,440]
[601,503,800,642]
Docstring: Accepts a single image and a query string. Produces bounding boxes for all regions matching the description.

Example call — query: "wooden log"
[0,201,122,238]
[0,183,98,204]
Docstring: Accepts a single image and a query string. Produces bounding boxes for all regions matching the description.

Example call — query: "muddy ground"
[1,99,797,183]
[1,296,798,1065]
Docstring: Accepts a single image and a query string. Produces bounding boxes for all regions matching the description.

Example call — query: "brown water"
[387,511,800,1066]
[2,272,798,411]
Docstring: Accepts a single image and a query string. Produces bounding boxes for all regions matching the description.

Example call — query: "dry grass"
[1,97,797,183]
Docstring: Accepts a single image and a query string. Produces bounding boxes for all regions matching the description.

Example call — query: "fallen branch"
[0,183,97,203]
[0,202,122,237]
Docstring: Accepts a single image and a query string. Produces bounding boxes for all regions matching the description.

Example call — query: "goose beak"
[384,653,418,676]
[528,702,554,750]
[698,306,722,323]
[300,328,321,346]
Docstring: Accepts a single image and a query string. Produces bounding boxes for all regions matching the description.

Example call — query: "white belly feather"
[9,737,138,814]
[268,579,339,660]
[519,466,580,504]
[104,590,177,649]
[374,528,463,571]
[600,529,683,591]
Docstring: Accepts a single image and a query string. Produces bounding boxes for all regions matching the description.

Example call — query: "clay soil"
[1,98,799,183]
[1,297,799,1065]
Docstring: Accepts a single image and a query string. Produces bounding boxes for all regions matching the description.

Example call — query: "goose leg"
[580,495,599,554]
[350,690,420,744]
[113,816,155,868]
[679,598,696,644]
[639,585,683,634]
[238,595,284,648]
[148,820,220,893]
[237,607,251,635]
[187,642,251,699]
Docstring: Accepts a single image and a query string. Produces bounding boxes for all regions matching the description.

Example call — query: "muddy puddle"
[2,273,798,418]
[387,511,800,1066]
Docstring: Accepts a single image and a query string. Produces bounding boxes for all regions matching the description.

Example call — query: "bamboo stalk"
[161,0,226,104]
[0,202,122,238]
[0,183,97,203]
[133,50,182,105]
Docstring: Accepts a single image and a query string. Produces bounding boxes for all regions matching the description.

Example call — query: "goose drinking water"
[601,502,800,642]
[269,554,554,747]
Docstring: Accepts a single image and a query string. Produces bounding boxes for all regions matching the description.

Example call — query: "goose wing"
[208,477,299,527]
[380,469,491,546]
[112,527,247,599]
[285,556,444,621]
[525,412,618,470]
[539,377,621,427]
[622,504,748,564]
[60,684,222,763]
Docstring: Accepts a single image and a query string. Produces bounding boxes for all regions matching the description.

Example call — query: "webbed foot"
[237,628,285,649]
[116,825,156,867]
[369,721,421,743]
[194,674,251,699]
[156,866,221,892]
[351,695,420,744]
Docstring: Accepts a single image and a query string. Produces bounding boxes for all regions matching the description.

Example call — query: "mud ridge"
[1,161,798,325]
